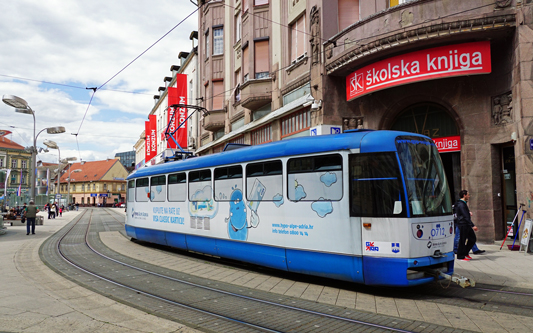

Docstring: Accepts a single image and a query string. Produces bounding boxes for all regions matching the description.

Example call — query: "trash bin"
[36,216,44,225]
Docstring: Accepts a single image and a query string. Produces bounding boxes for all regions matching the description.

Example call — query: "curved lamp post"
[2,95,65,202]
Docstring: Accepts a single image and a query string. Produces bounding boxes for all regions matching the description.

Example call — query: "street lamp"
[67,168,81,209]
[2,95,65,202]
[43,139,64,203]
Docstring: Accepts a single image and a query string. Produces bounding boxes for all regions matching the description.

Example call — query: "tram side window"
[135,178,149,202]
[246,160,282,205]
[349,153,406,217]
[189,169,212,202]
[287,154,343,201]
[127,180,135,202]
[150,175,166,202]
[168,173,187,202]
[214,166,243,201]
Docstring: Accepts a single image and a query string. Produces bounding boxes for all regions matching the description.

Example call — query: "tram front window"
[396,136,452,217]
[349,153,406,217]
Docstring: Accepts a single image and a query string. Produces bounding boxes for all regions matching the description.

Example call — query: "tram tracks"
[40,208,469,333]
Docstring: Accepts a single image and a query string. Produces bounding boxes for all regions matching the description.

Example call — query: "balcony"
[202,109,225,132]
[240,76,272,110]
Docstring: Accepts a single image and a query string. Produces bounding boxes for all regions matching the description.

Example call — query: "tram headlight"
[450,226,454,234]
[416,229,423,238]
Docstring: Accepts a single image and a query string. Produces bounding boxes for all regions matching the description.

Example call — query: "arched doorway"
[391,103,461,202]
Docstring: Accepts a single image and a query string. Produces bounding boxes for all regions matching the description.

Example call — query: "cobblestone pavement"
[2,208,533,332]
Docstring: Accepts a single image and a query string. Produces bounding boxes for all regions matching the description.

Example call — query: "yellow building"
[58,159,128,207]
[0,133,32,203]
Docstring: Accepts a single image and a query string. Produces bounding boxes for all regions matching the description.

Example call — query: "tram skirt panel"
[286,250,364,283]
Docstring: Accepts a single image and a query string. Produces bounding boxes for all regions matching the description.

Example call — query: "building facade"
[115,150,136,172]
[190,0,532,243]
[0,133,32,205]
[59,159,128,207]
[134,0,531,243]
[135,32,199,168]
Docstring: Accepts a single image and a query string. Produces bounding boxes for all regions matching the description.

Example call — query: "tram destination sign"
[346,41,491,101]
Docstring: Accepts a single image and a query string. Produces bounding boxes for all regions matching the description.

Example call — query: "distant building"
[115,150,136,172]
[36,161,59,196]
[0,132,32,202]
[59,159,128,206]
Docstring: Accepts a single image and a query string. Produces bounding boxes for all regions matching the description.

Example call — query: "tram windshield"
[396,136,452,217]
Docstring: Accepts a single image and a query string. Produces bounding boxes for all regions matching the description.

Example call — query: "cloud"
[0,0,198,163]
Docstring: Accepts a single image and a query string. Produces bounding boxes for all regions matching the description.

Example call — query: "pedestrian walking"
[47,203,54,219]
[455,190,479,261]
[55,202,59,218]
[75,202,79,211]
[453,206,485,255]
[24,200,40,235]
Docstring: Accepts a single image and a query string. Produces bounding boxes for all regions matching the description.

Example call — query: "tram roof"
[128,130,427,179]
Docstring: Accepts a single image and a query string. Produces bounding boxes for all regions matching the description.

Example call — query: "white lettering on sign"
[346,41,491,101]
[433,136,460,153]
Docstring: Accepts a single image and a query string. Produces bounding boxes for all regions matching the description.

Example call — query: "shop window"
[338,0,359,31]
[230,135,245,145]
[281,108,311,138]
[251,124,272,145]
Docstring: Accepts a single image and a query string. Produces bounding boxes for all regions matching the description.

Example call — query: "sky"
[0,0,198,165]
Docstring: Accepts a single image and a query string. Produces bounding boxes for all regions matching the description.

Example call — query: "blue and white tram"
[125,130,454,286]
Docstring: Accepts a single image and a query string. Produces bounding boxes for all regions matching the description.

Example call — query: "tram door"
[501,145,517,238]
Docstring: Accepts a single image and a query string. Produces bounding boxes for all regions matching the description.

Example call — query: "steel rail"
[57,209,283,333]
[84,209,415,333]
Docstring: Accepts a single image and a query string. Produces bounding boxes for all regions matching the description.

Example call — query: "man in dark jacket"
[24,200,40,235]
[455,190,478,261]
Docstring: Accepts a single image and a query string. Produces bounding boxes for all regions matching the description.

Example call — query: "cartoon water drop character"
[225,189,248,240]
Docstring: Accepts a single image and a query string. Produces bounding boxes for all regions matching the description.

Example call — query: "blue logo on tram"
[365,242,379,251]
[391,243,400,253]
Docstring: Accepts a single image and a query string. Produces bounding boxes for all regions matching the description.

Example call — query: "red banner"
[145,114,157,162]
[433,135,461,153]
[346,41,491,101]
[167,74,188,149]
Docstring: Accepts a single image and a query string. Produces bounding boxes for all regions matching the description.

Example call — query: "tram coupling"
[436,271,476,288]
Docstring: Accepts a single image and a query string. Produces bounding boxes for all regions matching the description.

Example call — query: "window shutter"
[255,41,269,75]
[213,81,224,110]
[338,0,359,31]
